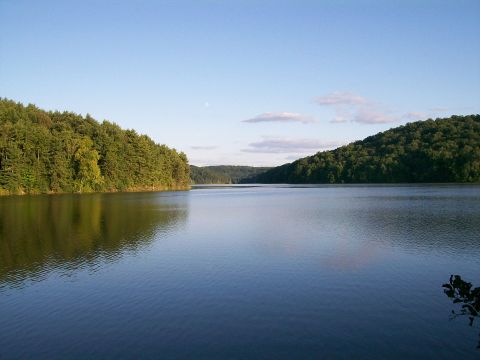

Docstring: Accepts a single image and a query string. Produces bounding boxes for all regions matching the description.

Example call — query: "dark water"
[1,185,479,359]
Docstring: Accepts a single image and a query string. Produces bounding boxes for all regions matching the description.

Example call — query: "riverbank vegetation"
[252,115,480,183]
[0,99,190,195]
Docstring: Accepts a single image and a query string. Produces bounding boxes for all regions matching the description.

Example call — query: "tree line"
[190,165,272,184]
[0,99,190,195]
[251,114,480,184]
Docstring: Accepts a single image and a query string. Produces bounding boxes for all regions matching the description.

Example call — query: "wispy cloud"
[315,91,397,124]
[190,145,217,150]
[242,137,342,154]
[315,92,367,106]
[354,107,396,124]
[243,112,315,124]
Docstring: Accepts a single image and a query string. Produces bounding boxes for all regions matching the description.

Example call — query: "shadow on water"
[443,275,480,349]
[0,193,188,288]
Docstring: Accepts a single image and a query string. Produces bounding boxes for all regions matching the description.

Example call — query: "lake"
[1,185,479,359]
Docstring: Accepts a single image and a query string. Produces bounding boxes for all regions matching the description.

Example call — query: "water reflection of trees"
[0,193,187,287]
[443,275,480,349]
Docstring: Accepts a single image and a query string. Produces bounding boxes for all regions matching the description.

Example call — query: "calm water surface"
[1,185,479,359]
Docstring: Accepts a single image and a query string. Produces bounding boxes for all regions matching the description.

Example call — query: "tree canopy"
[0,99,190,195]
[252,115,480,184]
[190,165,272,184]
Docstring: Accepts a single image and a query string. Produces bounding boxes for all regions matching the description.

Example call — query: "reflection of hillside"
[0,193,188,286]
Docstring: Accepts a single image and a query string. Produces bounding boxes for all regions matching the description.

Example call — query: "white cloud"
[243,112,315,124]
[316,91,397,125]
[242,137,343,154]
[330,115,348,124]
[354,107,396,124]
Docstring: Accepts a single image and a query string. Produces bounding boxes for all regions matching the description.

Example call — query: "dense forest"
[2,99,478,192]
[190,165,229,184]
[0,99,190,195]
[190,165,271,184]
[252,115,480,184]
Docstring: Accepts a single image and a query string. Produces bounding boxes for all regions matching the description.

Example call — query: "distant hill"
[252,115,480,184]
[190,165,271,184]
[190,165,229,184]
[0,99,190,195]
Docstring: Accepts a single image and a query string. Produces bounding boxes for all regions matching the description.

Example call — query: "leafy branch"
[442,275,480,349]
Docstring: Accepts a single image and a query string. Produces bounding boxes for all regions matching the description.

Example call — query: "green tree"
[0,98,190,195]
[74,137,103,192]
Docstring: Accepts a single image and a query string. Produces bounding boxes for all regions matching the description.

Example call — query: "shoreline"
[0,185,191,197]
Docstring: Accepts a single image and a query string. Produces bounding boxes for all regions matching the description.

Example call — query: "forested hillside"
[190,165,229,184]
[190,165,271,184]
[0,99,190,195]
[253,115,480,184]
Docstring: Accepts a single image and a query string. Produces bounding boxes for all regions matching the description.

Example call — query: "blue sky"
[1,0,479,166]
